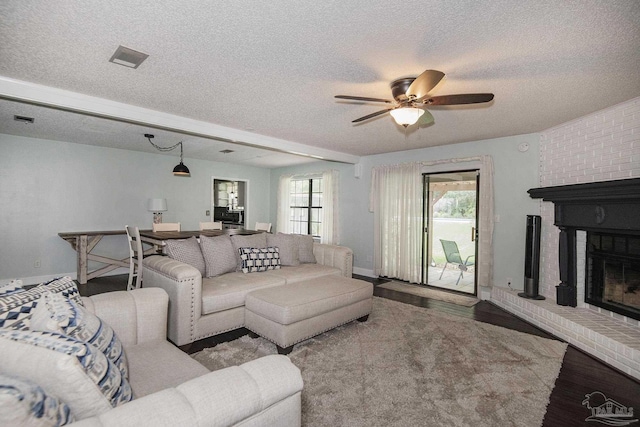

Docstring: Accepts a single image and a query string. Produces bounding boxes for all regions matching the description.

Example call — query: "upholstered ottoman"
[244,276,373,354]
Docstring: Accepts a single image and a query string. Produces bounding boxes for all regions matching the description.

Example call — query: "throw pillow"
[0,373,75,427]
[230,233,267,271]
[239,247,281,273]
[295,234,317,264]
[30,292,129,380]
[165,237,206,276]
[266,233,300,266]
[0,280,24,296]
[0,277,82,330]
[0,329,132,420]
[199,235,237,278]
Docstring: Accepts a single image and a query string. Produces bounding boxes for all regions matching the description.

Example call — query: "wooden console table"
[58,230,131,285]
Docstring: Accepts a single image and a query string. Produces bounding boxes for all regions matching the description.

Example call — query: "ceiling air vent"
[220,149,234,154]
[14,115,34,124]
[109,45,149,69]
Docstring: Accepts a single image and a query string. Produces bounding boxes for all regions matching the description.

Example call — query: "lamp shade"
[147,198,167,212]
[173,162,190,176]
[390,107,425,126]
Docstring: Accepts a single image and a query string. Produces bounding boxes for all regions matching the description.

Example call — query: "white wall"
[0,134,271,283]
[270,133,541,290]
[538,96,640,299]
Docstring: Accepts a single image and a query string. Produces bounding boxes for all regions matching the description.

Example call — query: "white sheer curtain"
[370,162,424,283]
[276,174,292,234]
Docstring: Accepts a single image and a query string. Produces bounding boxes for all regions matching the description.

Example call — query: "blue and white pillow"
[0,329,132,420]
[30,291,129,380]
[0,277,82,330]
[0,280,24,297]
[0,373,74,427]
[239,247,281,273]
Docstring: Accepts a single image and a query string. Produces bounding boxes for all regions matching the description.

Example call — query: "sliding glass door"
[422,171,478,295]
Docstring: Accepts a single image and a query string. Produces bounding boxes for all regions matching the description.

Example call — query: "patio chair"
[439,239,475,286]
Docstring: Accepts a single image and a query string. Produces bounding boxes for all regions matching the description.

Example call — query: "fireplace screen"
[586,233,640,321]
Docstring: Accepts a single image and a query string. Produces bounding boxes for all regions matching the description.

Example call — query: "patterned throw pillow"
[30,292,129,380]
[239,247,281,273]
[165,237,206,276]
[199,234,237,278]
[0,280,24,296]
[266,233,300,266]
[295,234,317,264]
[0,277,82,330]
[231,233,268,271]
[0,373,75,427]
[0,329,132,420]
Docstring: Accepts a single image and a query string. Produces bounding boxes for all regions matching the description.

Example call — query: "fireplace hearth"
[529,178,640,318]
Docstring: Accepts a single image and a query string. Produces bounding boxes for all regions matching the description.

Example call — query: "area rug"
[192,297,566,426]
[378,281,480,307]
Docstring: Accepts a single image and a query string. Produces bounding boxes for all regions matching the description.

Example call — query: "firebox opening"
[586,232,640,321]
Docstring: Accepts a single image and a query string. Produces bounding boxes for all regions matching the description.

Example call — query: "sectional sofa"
[142,232,353,346]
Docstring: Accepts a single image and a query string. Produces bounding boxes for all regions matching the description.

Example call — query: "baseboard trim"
[353,267,376,278]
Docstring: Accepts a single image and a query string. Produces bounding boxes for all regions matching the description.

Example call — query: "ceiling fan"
[335,69,494,127]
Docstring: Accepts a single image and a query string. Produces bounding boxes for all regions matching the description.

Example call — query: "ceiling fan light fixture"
[390,107,425,127]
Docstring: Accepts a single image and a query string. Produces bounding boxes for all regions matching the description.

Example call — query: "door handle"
[471,227,476,242]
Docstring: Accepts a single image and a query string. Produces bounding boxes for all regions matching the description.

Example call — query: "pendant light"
[145,134,191,177]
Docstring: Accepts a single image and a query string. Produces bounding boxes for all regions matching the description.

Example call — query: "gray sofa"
[71,288,303,426]
[142,243,353,346]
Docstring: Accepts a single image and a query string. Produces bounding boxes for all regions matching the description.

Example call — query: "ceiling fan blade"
[423,93,495,106]
[335,95,393,103]
[417,109,435,126]
[405,69,445,99]
[352,108,394,123]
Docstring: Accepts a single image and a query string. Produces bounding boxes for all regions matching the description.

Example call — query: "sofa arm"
[313,243,353,277]
[69,355,303,427]
[142,255,203,346]
[81,288,168,347]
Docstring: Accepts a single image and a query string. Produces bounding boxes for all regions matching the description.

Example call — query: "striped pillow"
[0,277,81,330]
[0,373,75,426]
[30,292,129,380]
[0,329,132,420]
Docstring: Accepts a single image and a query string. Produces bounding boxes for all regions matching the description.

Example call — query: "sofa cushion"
[199,234,237,278]
[0,329,132,420]
[30,291,129,380]
[0,373,75,427]
[295,234,317,264]
[267,233,300,266]
[0,277,82,330]
[240,247,281,273]
[230,233,267,271]
[165,237,206,276]
[265,263,341,284]
[201,273,286,314]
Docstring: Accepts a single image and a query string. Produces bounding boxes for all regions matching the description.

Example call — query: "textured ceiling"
[1,0,639,167]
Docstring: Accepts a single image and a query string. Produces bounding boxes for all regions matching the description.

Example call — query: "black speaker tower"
[518,215,545,300]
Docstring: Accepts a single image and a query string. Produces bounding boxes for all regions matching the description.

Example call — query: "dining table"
[58,228,261,285]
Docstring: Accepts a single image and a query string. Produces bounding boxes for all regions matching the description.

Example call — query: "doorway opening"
[212,178,248,229]
[423,170,478,295]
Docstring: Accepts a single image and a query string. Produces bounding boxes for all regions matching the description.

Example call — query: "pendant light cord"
[146,135,184,161]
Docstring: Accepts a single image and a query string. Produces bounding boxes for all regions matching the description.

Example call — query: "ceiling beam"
[0,76,360,165]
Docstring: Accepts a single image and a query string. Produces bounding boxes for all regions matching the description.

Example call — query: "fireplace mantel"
[529,178,640,307]
[529,178,640,234]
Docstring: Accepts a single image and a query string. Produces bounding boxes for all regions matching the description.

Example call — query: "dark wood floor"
[80,274,640,426]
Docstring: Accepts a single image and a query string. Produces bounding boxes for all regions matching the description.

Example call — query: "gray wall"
[270,133,541,291]
[0,134,271,283]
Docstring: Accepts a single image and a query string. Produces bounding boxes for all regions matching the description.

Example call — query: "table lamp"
[147,198,167,224]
